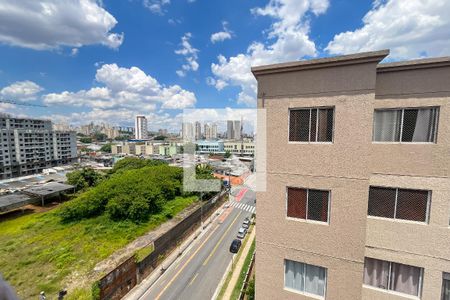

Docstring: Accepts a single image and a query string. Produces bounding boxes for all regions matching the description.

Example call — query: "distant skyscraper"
[234,120,242,140]
[195,121,202,140]
[204,123,211,140]
[227,120,242,140]
[135,115,148,139]
[211,123,218,139]
[227,120,234,139]
[182,122,194,141]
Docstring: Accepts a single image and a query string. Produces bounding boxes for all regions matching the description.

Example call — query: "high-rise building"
[0,115,77,179]
[135,115,148,139]
[182,122,194,142]
[211,123,218,139]
[227,120,242,140]
[204,123,211,140]
[252,50,450,299]
[195,121,202,140]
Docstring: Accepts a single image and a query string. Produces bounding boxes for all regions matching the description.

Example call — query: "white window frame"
[284,259,327,299]
[285,187,331,225]
[372,106,439,144]
[288,106,335,144]
[363,258,423,299]
[368,186,431,224]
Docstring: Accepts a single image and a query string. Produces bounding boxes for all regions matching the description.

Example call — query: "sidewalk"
[222,226,256,300]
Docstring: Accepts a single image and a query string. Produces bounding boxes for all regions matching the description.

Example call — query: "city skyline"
[1,0,449,129]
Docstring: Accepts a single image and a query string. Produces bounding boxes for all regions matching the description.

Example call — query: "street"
[136,183,255,300]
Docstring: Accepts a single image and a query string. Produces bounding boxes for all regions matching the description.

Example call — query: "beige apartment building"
[252,50,450,300]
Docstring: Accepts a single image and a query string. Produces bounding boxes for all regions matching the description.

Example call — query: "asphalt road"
[138,186,256,300]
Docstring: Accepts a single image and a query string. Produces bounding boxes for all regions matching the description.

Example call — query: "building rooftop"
[377,56,450,72]
[0,193,34,213]
[251,49,390,76]
[23,182,75,197]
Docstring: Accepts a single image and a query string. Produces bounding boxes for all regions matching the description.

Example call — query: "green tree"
[59,165,184,222]
[153,135,166,140]
[79,137,92,144]
[100,144,112,153]
[93,132,107,142]
[111,157,166,174]
[66,168,103,190]
[114,135,131,141]
[224,150,232,158]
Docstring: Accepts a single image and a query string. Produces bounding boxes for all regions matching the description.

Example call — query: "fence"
[97,190,227,299]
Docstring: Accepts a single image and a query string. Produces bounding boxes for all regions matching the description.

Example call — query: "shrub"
[59,165,184,222]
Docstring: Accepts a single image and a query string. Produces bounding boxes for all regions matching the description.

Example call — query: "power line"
[0,99,47,107]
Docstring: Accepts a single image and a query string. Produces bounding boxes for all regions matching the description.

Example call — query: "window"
[368,187,430,222]
[442,273,450,300]
[289,108,333,142]
[364,257,422,297]
[285,259,327,298]
[287,187,329,223]
[373,107,438,142]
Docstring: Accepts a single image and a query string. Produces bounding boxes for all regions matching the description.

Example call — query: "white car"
[237,227,247,239]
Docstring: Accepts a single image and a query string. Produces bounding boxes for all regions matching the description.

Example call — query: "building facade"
[253,50,450,300]
[196,140,224,154]
[0,116,77,179]
[135,115,148,140]
[224,140,255,156]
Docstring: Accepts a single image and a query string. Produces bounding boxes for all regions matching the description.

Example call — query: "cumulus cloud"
[0,80,43,101]
[143,0,170,15]
[210,0,329,106]
[210,21,233,43]
[326,0,450,59]
[175,33,199,77]
[0,0,124,50]
[43,64,196,122]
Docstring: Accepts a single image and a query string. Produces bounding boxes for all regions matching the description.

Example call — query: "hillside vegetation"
[0,160,199,299]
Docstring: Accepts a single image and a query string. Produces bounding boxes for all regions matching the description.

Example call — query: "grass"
[134,244,155,262]
[217,224,254,300]
[0,195,197,300]
[231,239,255,299]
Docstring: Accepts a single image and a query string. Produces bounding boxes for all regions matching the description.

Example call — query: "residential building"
[182,122,194,142]
[111,141,159,156]
[224,140,255,156]
[204,123,211,140]
[252,50,450,300]
[196,140,224,154]
[135,115,148,140]
[0,116,77,179]
[227,119,242,140]
[158,142,182,157]
[195,121,202,140]
[211,123,218,139]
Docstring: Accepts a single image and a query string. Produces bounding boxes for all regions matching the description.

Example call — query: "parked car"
[230,239,242,253]
[243,218,251,227]
[237,227,247,239]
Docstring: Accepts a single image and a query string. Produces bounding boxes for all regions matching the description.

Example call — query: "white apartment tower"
[135,115,148,139]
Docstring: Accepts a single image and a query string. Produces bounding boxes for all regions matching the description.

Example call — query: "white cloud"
[143,0,170,15]
[175,33,199,77]
[210,0,329,106]
[43,64,196,112]
[0,80,43,101]
[326,0,450,59]
[0,0,124,50]
[210,21,233,44]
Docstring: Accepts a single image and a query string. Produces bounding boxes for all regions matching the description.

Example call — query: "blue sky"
[0,0,449,130]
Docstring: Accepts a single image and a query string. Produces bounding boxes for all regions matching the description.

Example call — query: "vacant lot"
[0,195,197,299]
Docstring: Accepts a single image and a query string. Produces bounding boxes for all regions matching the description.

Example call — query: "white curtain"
[390,263,421,296]
[285,260,304,292]
[305,264,326,296]
[364,258,389,289]
[373,110,401,142]
[412,108,436,142]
